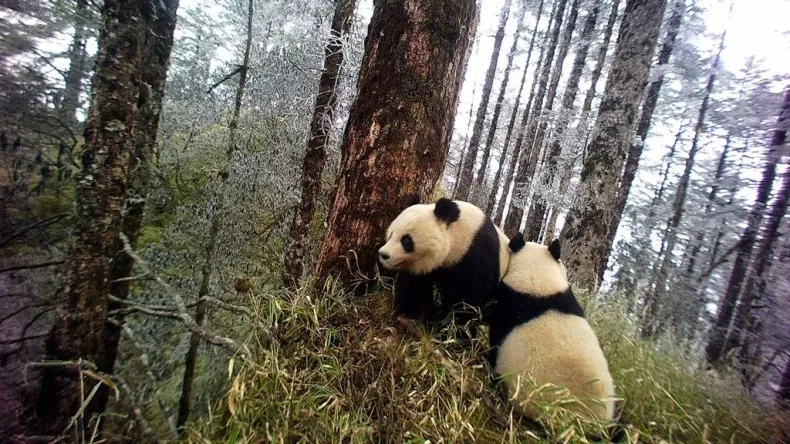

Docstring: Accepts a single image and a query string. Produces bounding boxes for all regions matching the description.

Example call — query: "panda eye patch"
[401,234,414,253]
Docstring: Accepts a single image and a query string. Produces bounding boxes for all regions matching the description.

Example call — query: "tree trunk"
[545,0,620,237]
[494,0,559,225]
[455,0,512,200]
[523,0,595,242]
[60,0,90,124]
[642,27,723,338]
[779,357,790,410]
[502,0,568,237]
[485,0,545,214]
[283,0,357,289]
[705,88,790,365]
[34,0,151,436]
[176,0,253,432]
[314,0,477,287]
[475,2,528,188]
[598,0,684,280]
[97,0,180,416]
[559,0,667,292]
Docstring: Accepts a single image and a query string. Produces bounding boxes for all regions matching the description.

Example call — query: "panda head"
[378,197,461,275]
[504,232,569,297]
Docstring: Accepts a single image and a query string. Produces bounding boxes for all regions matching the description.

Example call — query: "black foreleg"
[393,272,437,325]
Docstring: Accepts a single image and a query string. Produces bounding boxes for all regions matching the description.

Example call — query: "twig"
[0,260,64,274]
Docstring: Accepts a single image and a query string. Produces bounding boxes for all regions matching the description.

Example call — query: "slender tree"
[314,0,477,287]
[34,0,154,436]
[559,0,667,291]
[283,0,357,289]
[705,88,790,364]
[455,0,512,200]
[59,0,90,124]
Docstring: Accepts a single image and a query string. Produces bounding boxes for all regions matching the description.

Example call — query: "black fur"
[549,238,561,260]
[404,193,421,208]
[508,232,526,253]
[434,198,460,224]
[393,272,437,323]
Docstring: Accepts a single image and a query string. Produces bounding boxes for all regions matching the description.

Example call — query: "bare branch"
[0,213,71,248]
[697,241,739,281]
[205,65,244,94]
[0,260,64,274]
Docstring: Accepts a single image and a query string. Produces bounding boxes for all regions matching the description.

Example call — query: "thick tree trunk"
[559,0,667,292]
[598,0,684,280]
[494,0,559,225]
[35,0,150,436]
[705,89,790,365]
[98,0,180,415]
[502,0,568,237]
[475,2,528,188]
[283,0,357,289]
[455,0,512,200]
[545,0,621,237]
[60,0,90,124]
[485,0,545,214]
[523,0,596,242]
[177,0,253,432]
[314,0,477,287]
[642,28,723,338]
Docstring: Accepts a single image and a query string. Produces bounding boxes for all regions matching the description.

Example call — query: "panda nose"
[379,252,390,261]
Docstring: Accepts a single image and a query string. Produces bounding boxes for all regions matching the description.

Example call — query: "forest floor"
[188,284,790,443]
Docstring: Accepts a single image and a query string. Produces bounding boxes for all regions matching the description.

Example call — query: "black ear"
[509,232,526,253]
[549,238,561,261]
[404,193,421,209]
[434,198,460,224]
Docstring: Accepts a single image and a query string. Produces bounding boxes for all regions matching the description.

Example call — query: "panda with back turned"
[377,197,510,329]
[488,232,617,425]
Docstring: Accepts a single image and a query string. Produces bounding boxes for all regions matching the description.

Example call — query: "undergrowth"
[188,283,789,443]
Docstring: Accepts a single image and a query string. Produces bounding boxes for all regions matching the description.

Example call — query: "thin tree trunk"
[314,0,477,287]
[494,0,559,225]
[455,0,512,200]
[705,88,790,365]
[476,3,528,188]
[283,0,357,289]
[545,0,620,236]
[35,0,151,436]
[502,0,568,237]
[559,0,667,292]
[98,0,180,416]
[524,0,596,242]
[453,80,478,194]
[60,0,90,124]
[642,29,724,338]
[598,0,684,280]
[778,357,790,409]
[176,0,253,432]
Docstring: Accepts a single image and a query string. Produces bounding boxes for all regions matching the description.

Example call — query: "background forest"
[1,0,789,442]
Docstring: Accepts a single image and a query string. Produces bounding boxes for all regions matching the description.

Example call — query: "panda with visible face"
[488,233,616,424]
[378,197,510,329]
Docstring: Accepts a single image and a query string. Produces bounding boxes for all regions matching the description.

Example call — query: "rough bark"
[486,0,546,214]
[705,88,790,364]
[60,0,90,124]
[523,0,597,242]
[476,3,528,187]
[455,0,512,200]
[598,0,684,280]
[559,0,667,292]
[314,0,477,287]
[176,0,253,432]
[98,0,180,415]
[34,0,150,436]
[283,0,357,289]
[502,0,568,237]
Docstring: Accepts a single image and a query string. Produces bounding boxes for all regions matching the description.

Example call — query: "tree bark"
[34,0,151,436]
[523,0,596,242]
[485,0,545,214]
[176,0,253,432]
[705,89,790,364]
[455,0,512,200]
[283,0,357,289]
[97,0,180,416]
[60,0,90,124]
[598,0,684,280]
[314,0,477,288]
[502,0,568,237]
[779,356,790,409]
[559,0,667,292]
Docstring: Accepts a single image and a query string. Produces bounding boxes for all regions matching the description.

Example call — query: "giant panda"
[488,232,616,425]
[377,197,510,329]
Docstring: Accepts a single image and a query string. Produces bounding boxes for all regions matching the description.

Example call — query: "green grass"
[188,284,789,443]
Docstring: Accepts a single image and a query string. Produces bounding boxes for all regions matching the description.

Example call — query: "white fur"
[503,241,568,297]
[496,311,616,421]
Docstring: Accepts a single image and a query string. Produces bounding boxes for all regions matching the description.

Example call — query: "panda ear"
[549,238,561,261]
[509,232,526,253]
[404,193,421,209]
[434,198,460,224]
